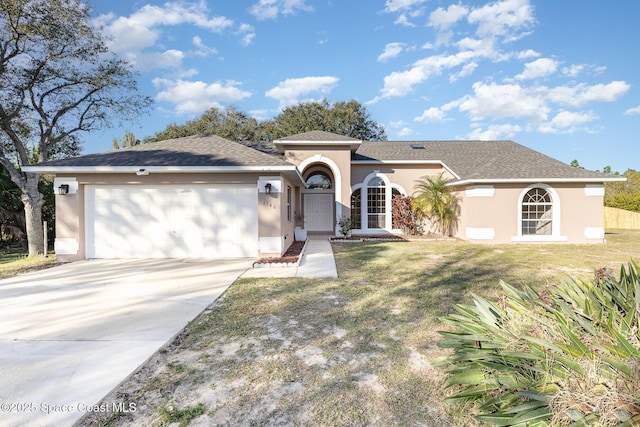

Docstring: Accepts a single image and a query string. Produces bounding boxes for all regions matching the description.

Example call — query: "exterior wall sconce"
[264,183,272,194]
[136,168,149,176]
[57,184,70,195]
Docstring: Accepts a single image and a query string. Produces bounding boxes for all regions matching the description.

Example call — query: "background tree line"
[144,100,387,144]
[571,160,640,213]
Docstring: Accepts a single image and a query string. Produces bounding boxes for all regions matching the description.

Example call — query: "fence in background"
[604,206,640,229]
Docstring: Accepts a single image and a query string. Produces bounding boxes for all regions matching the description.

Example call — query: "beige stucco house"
[23,130,625,262]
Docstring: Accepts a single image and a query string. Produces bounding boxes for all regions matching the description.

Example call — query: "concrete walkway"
[241,237,338,279]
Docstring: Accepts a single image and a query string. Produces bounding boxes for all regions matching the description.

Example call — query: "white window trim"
[465,185,495,198]
[54,238,79,255]
[354,172,391,232]
[585,227,605,239]
[584,184,605,197]
[466,227,496,240]
[512,183,567,242]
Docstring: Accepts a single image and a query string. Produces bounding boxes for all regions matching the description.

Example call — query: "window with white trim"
[521,187,552,235]
[367,177,385,229]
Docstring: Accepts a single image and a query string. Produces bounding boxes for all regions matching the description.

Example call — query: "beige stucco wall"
[457,183,606,244]
[351,164,449,194]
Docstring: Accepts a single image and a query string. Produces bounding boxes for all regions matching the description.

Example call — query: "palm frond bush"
[434,259,640,426]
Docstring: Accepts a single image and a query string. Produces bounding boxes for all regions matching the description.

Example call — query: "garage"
[85,185,258,258]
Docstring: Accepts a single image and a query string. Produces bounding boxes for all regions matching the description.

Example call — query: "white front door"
[304,193,334,232]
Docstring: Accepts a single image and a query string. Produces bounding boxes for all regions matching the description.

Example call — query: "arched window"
[367,177,385,229]
[305,172,332,189]
[522,187,552,235]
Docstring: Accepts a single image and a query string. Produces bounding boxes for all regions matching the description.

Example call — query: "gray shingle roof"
[355,140,614,182]
[28,131,618,182]
[33,134,290,168]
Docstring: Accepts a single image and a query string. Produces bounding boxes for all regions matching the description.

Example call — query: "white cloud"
[384,0,426,26]
[237,23,256,46]
[96,2,233,70]
[458,82,550,122]
[625,106,640,115]
[414,107,447,122]
[551,110,597,127]
[562,64,585,77]
[517,49,540,59]
[250,0,313,20]
[451,80,630,124]
[153,78,252,114]
[389,120,408,128]
[393,14,416,27]
[450,62,478,82]
[376,48,491,99]
[398,127,413,136]
[538,110,598,133]
[134,50,185,71]
[546,81,630,107]
[192,36,218,57]
[378,43,406,62]
[516,58,558,80]
[467,0,535,39]
[428,4,469,31]
[384,0,427,13]
[467,124,522,140]
[265,76,339,107]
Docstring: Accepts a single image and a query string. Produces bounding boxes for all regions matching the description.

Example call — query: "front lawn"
[80,229,640,426]
[0,248,56,279]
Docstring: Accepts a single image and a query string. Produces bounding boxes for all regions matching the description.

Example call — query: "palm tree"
[412,172,460,236]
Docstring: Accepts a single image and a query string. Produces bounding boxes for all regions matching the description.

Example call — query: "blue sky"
[88,0,640,173]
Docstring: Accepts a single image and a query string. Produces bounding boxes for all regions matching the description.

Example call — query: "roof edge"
[21,165,299,174]
[450,177,627,186]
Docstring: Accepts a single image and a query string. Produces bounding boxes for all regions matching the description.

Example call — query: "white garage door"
[85,185,258,258]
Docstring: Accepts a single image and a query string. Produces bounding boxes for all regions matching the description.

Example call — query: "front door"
[304,193,334,232]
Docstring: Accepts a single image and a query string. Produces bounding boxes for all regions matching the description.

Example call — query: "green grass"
[158,402,205,427]
[0,248,56,279]
[78,229,640,427]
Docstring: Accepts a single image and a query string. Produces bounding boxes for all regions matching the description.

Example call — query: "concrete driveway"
[0,258,252,427]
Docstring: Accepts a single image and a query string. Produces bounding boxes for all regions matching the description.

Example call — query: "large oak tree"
[0,0,151,256]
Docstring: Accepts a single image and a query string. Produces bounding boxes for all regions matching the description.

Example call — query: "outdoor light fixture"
[136,168,149,176]
[264,183,272,194]
[57,184,69,195]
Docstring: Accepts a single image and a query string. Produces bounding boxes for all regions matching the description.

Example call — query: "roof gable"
[275,130,360,142]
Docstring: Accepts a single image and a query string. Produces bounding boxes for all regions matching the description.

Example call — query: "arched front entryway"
[302,167,335,232]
